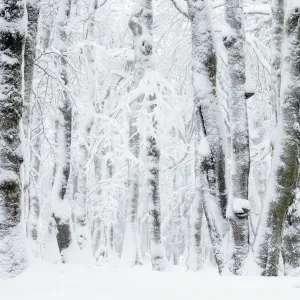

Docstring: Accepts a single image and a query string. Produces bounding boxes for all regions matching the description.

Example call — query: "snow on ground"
[1,259,300,300]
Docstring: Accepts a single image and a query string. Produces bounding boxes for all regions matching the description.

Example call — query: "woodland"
[0,0,300,283]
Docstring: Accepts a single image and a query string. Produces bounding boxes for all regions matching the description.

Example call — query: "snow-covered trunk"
[105,158,117,262]
[254,2,300,276]
[92,155,102,259]
[27,104,42,255]
[0,0,27,278]
[135,0,167,272]
[121,3,145,267]
[51,0,79,263]
[282,186,300,275]
[271,0,285,123]
[223,0,250,274]
[188,0,228,274]
[73,0,98,262]
[147,97,167,270]
[24,0,40,255]
[186,144,203,271]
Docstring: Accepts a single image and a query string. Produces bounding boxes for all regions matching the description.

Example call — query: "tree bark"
[282,190,300,275]
[254,2,300,276]
[187,0,228,274]
[51,0,78,263]
[74,0,98,261]
[24,0,41,255]
[0,0,27,278]
[271,0,285,123]
[223,0,250,274]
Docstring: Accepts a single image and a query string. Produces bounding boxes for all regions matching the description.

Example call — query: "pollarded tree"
[0,0,27,278]
[254,1,300,276]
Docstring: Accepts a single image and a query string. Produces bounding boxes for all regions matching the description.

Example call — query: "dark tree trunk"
[0,0,27,278]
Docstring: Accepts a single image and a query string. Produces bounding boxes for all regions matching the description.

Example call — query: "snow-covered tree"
[0,0,27,278]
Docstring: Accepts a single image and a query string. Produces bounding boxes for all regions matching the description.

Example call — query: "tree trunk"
[0,0,27,278]
[254,2,300,276]
[282,190,300,275]
[188,0,228,274]
[147,100,167,271]
[27,103,42,255]
[121,2,145,267]
[271,0,285,123]
[73,0,98,261]
[223,0,250,274]
[24,0,41,255]
[51,0,79,263]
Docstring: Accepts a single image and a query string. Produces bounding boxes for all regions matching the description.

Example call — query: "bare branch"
[170,0,189,19]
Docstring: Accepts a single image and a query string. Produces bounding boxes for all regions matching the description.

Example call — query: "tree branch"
[170,0,189,19]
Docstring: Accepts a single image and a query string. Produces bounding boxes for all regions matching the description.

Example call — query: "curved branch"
[170,0,190,19]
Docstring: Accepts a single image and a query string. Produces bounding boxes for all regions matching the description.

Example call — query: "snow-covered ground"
[1,259,300,300]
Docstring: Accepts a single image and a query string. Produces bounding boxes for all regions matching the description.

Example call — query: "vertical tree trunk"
[271,0,285,123]
[24,0,41,255]
[51,0,79,263]
[254,2,300,276]
[147,99,167,271]
[223,0,250,274]
[0,0,27,278]
[121,2,145,267]
[74,0,98,261]
[282,189,300,275]
[27,104,42,255]
[188,0,228,274]
[186,148,203,271]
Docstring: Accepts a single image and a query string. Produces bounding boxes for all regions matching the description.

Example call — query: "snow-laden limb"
[0,0,27,279]
[223,0,250,274]
[254,1,300,276]
[188,0,228,273]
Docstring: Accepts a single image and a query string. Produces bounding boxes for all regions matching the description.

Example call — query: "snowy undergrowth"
[0,258,300,299]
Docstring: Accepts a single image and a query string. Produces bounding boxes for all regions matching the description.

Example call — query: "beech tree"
[223,0,250,274]
[254,0,300,276]
[24,0,41,255]
[50,0,79,263]
[1,0,300,279]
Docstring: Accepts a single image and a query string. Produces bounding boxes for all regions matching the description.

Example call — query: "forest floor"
[1,259,300,299]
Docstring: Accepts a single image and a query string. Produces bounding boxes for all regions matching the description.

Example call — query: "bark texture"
[223,0,250,274]
[255,2,300,276]
[24,0,41,255]
[271,0,285,123]
[51,0,77,263]
[188,0,228,273]
[74,0,98,260]
[0,0,27,278]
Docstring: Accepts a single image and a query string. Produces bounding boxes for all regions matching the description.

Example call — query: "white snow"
[1,259,300,299]
[233,198,251,214]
